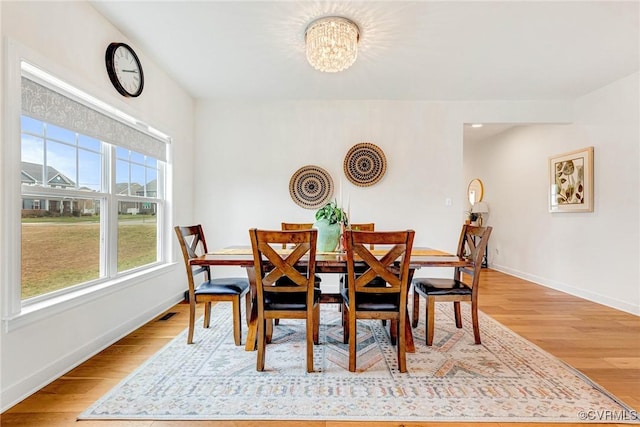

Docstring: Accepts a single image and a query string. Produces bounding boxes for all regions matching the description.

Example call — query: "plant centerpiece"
[313,200,348,252]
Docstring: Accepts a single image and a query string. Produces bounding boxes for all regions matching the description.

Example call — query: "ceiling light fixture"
[305,16,359,73]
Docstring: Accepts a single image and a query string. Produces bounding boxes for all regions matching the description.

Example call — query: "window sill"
[2,262,177,333]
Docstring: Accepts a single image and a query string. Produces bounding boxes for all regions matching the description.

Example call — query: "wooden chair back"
[281,222,314,248]
[345,230,414,300]
[348,223,375,249]
[348,223,374,231]
[251,229,317,292]
[455,224,492,289]
[174,224,209,291]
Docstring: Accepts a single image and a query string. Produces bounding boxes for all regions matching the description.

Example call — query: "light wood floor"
[2,269,639,427]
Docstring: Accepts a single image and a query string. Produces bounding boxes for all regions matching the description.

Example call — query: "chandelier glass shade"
[305,16,359,73]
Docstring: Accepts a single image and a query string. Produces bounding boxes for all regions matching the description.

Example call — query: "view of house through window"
[21,115,162,300]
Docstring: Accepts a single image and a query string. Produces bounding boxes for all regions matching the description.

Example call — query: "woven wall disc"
[289,165,334,209]
[343,142,387,187]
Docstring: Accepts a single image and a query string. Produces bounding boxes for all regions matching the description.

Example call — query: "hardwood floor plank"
[2,269,638,427]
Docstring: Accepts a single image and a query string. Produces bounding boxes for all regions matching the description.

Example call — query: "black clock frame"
[105,42,144,98]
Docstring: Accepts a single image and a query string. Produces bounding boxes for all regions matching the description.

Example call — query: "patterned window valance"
[21,76,167,161]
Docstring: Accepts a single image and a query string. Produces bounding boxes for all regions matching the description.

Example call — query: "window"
[114,148,159,273]
[17,61,169,304]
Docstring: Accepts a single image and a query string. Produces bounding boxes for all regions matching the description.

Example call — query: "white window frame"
[2,39,173,332]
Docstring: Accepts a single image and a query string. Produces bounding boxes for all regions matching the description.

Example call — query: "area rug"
[79,303,638,423]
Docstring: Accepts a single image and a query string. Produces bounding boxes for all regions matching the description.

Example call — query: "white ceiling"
[89,1,638,102]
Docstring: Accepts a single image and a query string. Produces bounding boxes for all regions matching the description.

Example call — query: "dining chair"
[348,223,375,247]
[411,224,492,346]
[280,222,314,248]
[280,222,321,283]
[249,228,321,372]
[276,222,321,326]
[340,222,385,294]
[174,225,250,345]
[338,223,378,306]
[342,229,415,372]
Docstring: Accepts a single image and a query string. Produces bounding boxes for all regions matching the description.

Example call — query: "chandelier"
[305,16,360,73]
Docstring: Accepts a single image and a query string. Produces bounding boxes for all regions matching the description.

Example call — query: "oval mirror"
[467,178,484,205]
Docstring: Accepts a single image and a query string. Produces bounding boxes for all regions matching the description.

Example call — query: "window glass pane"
[46,123,75,144]
[130,163,145,196]
[130,150,145,165]
[21,136,45,182]
[46,140,76,188]
[146,168,158,198]
[145,157,157,168]
[115,159,130,195]
[78,134,101,152]
[78,149,102,191]
[21,116,43,135]
[118,201,157,272]
[116,146,129,160]
[21,198,101,299]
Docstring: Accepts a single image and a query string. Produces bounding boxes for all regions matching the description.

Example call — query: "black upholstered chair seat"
[412,278,472,296]
[264,287,321,310]
[195,278,250,297]
[341,288,400,311]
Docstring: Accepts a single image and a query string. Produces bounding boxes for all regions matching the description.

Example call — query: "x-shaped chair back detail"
[175,225,209,294]
[455,224,491,284]
[346,230,414,300]
[253,230,317,290]
[351,243,405,293]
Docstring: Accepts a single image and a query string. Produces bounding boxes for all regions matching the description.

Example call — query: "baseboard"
[0,293,184,413]
[490,263,640,316]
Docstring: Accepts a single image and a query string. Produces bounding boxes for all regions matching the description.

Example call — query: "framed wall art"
[549,146,594,213]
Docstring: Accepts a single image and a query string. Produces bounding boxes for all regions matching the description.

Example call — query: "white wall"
[193,99,573,282]
[464,72,640,315]
[0,1,195,410]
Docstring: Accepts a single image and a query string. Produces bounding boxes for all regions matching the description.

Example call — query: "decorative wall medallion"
[289,165,334,209]
[343,142,387,187]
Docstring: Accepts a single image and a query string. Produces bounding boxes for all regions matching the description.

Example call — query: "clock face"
[105,43,144,97]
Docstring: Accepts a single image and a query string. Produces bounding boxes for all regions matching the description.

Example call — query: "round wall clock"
[105,42,144,97]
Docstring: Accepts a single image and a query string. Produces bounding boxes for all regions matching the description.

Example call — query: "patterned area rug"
[79,303,637,422]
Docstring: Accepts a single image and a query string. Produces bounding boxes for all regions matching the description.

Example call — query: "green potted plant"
[313,200,348,252]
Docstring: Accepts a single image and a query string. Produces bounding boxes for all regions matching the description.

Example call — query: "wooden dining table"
[190,247,470,352]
